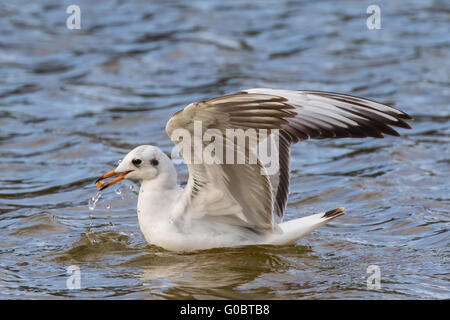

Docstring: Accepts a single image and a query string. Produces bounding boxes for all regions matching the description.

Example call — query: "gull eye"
[150,159,159,166]
[132,158,142,166]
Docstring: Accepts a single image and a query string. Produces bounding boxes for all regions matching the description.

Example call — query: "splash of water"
[89,192,102,211]
[87,191,102,232]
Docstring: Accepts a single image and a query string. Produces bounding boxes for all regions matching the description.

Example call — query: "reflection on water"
[0,0,449,299]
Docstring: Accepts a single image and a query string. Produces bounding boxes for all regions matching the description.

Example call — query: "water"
[0,0,449,299]
[88,192,102,211]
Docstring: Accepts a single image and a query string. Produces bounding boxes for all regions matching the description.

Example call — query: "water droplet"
[86,233,97,245]
[88,192,102,211]
[129,185,135,192]
[115,188,122,195]
[106,204,111,209]
[116,159,122,165]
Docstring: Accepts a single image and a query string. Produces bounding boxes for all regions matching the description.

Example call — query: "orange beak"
[95,170,132,191]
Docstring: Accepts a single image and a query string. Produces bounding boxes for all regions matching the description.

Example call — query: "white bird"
[95,88,411,251]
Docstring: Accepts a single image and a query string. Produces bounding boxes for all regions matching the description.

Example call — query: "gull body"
[97,88,412,251]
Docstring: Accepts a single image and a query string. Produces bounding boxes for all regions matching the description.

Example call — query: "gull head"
[95,145,176,191]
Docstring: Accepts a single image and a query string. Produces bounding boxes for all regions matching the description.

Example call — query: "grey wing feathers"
[167,88,412,229]
[166,93,291,231]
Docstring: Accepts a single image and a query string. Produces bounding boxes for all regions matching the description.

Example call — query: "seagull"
[95,88,412,251]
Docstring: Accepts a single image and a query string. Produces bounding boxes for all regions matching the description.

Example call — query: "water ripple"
[0,0,448,299]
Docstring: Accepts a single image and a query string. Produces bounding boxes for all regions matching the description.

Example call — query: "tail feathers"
[267,207,345,245]
[322,207,345,219]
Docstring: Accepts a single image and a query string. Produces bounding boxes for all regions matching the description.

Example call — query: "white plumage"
[96,88,412,251]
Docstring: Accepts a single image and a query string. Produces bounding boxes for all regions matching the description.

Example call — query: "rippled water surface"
[0,0,449,299]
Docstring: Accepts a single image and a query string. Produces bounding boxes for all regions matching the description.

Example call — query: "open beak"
[95,170,132,191]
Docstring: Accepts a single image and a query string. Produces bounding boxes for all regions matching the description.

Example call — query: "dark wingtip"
[323,207,346,219]
[400,112,413,121]
[396,110,413,127]
[402,120,412,129]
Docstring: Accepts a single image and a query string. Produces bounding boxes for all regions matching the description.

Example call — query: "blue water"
[0,0,448,299]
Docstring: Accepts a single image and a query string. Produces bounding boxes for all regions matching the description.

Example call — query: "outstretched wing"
[166,93,292,232]
[245,88,412,221]
[166,88,412,231]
